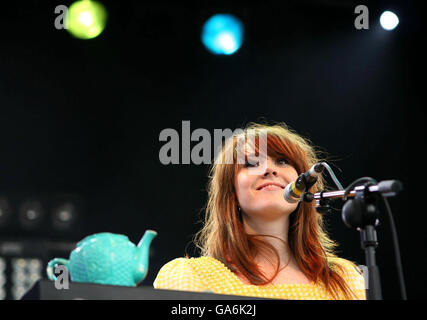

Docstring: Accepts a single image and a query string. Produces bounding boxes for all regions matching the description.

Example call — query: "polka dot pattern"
[153,256,366,300]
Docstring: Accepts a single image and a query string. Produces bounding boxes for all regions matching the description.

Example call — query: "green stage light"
[67,0,107,40]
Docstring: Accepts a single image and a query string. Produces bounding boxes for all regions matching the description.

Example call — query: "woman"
[153,122,366,300]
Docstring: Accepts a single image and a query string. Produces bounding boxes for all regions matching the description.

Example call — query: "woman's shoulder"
[157,256,218,269]
[153,256,224,291]
[153,257,204,291]
[157,257,190,270]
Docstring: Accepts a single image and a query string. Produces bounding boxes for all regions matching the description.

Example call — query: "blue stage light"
[201,14,244,55]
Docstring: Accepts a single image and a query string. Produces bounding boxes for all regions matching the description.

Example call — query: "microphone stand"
[302,179,403,300]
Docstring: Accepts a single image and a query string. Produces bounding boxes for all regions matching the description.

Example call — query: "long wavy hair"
[194,121,358,299]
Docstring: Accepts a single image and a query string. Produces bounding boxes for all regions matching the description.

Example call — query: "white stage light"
[380,11,399,30]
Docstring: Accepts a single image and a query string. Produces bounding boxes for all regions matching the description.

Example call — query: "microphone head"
[284,183,300,203]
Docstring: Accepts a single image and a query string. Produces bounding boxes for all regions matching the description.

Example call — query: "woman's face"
[234,152,299,220]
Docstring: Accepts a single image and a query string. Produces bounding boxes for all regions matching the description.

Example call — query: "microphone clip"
[301,190,332,214]
[299,172,318,190]
[296,172,319,203]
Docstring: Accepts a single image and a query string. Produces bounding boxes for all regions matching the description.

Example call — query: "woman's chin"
[246,204,296,219]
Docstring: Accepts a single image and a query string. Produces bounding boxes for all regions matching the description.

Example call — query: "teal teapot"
[46,230,157,287]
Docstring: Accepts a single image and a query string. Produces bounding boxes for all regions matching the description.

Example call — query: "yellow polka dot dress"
[153,256,366,300]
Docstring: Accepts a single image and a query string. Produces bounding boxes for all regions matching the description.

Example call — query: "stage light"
[11,258,42,300]
[67,0,107,39]
[380,11,399,30]
[51,202,77,231]
[201,14,244,55]
[18,200,45,230]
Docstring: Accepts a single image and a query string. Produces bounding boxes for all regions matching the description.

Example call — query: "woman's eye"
[277,158,288,165]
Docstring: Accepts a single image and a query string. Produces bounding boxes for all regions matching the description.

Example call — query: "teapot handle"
[46,258,69,281]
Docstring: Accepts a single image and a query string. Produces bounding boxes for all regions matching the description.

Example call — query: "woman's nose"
[263,168,278,176]
[263,160,278,176]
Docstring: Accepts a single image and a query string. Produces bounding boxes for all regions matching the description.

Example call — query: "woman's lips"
[256,182,285,191]
[258,185,283,191]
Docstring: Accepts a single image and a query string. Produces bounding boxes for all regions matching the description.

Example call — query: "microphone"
[284,163,324,203]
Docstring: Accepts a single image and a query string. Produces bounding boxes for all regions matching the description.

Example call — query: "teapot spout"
[134,230,157,284]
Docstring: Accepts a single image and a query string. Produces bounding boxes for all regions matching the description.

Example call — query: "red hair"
[194,121,358,299]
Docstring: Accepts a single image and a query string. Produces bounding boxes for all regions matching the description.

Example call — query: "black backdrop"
[0,0,424,299]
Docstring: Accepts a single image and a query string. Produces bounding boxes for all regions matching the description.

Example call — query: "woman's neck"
[242,213,292,267]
